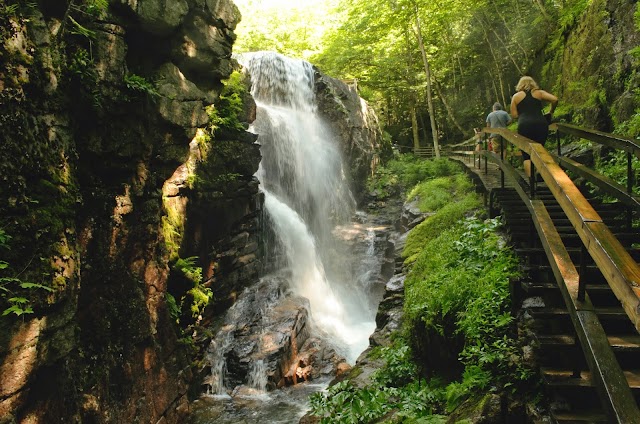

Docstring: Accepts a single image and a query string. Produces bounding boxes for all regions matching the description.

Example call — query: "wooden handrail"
[530,200,640,421]
[464,128,640,420]
[552,122,640,160]
[551,154,640,211]
[483,127,640,331]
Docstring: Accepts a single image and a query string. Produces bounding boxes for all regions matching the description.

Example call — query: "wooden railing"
[413,146,437,158]
[452,126,640,421]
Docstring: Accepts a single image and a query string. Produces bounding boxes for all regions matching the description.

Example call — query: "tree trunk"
[479,14,524,74]
[411,103,420,151]
[433,77,468,137]
[532,0,551,21]
[414,5,440,157]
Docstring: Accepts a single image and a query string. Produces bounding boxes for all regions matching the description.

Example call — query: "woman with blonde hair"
[510,76,558,178]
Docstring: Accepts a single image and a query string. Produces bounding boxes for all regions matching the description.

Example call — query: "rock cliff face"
[542,0,639,130]
[0,3,381,423]
[315,74,382,202]
[0,1,261,423]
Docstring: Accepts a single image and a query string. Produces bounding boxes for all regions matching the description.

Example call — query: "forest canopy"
[233,0,640,150]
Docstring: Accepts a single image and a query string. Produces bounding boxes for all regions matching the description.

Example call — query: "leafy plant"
[171,256,212,319]
[0,228,53,317]
[124,74,159,97]
[367,155,461,199]
[594,150,640,197]
[68,48,102,108]
[208,71,248,135]
[173,256,202,283]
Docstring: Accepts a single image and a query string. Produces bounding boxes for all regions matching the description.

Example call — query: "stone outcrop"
[0,1,261,423]
[203,276,349,394]
[542,0,640,130]
[315,73,382,202]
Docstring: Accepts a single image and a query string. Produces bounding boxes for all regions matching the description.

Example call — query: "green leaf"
[20,282,54,292]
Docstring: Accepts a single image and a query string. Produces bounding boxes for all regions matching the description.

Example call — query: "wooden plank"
[553,154,640,211]
[530,144,603,222]
[528,202,640,422]
[582,221,640,330]
[530,200,583,306]
[554,123,640,160]
[538,334,640,350]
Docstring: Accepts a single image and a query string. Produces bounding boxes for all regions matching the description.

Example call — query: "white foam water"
[241,51,376,363]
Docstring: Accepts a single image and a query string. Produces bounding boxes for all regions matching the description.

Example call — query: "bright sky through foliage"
[232,0,339,59]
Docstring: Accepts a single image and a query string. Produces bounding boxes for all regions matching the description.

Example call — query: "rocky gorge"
[0,1,381,423]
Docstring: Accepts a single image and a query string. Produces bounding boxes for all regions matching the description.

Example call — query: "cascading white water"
[247,359,268,392]
[241,52,375,363]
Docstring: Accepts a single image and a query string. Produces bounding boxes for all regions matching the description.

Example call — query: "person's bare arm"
[510,92,523,118]
[537,90,558,113]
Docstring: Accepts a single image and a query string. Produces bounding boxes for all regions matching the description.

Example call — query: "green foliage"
[407,174,473,212]
[371,344,418,387]
[68,47,102,108]
[165,292,180,323]
[0,228,53,317]
[594,150,640,197]
[309,375,448,423]
[170,256,212,319]
[309,341,449,423]
[402,194,481,264]
[233,0,335,59]
[208,71,248,135]
[67,15,96,39]
[404,216,530,409]
[124,74,159,97]
[367,155,461,199]
[173,256,203,284]
[187,282,212,317]
[0,4,19,46]
[444,366,491,411]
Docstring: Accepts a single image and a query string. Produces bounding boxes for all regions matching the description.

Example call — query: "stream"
[190,52,390,423]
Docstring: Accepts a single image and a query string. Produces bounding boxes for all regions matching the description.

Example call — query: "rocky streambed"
[188,192,410,423]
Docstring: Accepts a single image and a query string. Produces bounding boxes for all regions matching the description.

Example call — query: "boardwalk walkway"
[450,153,522,199]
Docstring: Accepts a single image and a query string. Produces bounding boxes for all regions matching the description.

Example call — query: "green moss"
[407,174,474,213]
[403,193,481,265]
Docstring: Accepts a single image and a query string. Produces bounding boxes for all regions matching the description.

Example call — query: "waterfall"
[241,52,375,363]
[207,330,234,396]
[247,359,268,392]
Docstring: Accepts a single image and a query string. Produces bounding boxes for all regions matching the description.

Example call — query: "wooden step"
[552,410,608,423]
[528,307,629,321]
[537,334,640,352]
[521,281,613,294]
[542,368,640,390]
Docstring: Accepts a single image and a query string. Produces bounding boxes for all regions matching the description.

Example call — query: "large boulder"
[315,73,382,202]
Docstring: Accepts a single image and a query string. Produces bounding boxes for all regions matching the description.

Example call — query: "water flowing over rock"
[244,52,377,362]
[192,52,389,422]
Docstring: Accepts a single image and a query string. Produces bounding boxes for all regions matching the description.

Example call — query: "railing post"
[529,162,536,198]
[578,244,588,302]
[483,133,489,175]
[627,152,634,230]
[500,136,505,188]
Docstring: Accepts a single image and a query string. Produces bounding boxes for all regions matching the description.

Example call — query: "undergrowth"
[367,154,461,199]
[309,157,534,422]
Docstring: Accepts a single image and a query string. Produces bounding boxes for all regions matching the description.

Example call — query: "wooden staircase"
[493,185,640,423]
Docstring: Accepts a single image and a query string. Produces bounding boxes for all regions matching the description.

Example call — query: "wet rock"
[400,199,432,231]
[314,73,382,202]
[204,269,363,396]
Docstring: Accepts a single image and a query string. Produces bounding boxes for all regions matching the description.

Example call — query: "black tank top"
[516,90,548,144]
